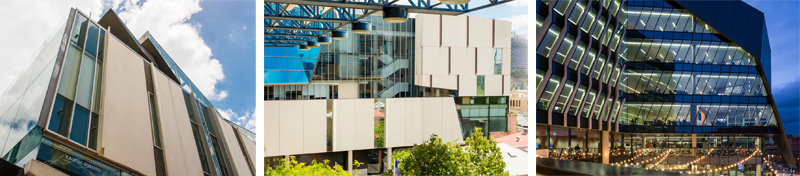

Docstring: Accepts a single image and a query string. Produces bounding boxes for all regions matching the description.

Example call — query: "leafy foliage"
[264,156,363,176]
[375,120,385,148]
[393,127,507,176]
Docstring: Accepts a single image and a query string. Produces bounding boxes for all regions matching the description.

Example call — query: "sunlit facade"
[264,13,514,174]
[0,8,255,176]
[536,0,795,174]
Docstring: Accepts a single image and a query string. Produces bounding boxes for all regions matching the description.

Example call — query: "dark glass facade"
[536,0,795,172]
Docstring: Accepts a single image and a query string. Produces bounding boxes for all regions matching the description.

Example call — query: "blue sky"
[744,0,800,135]
[101,0,256,131]
[191,0,256,131]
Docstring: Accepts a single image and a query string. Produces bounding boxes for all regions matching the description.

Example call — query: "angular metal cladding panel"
[442,15,467,47]
[354,99,374,150]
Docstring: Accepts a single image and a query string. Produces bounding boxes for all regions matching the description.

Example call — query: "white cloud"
[0,1,103,95]
[507,0,529,8]
[110,0,228,101]
[218,108,255,131]
[501,14,528,35]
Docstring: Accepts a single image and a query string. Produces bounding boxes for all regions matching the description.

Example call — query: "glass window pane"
[69,105,91,145]
[85,23,100,56]
[76,53,95,108]
[57,44,83,100]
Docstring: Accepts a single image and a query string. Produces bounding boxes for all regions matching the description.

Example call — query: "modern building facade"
[536,0,796,174]
[264,12,514,174]
[0,8,255,176]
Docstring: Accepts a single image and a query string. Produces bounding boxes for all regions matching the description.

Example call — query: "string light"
[686,150,761,174]
[645,149,672,169]
[667,149,714,171]
[611,148,653,166]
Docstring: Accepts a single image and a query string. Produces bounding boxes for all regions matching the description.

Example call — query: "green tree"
[375,120,385,148]
[393,127,507,176]
[264,156,363,176]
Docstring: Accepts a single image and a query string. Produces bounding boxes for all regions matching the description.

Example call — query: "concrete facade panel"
[459,75,477,96]
[333,99,355,151]
[153,67,204,176]
[485,75,503,96]
[441,15,467,47]
[101,36,157,176]
[502,48,511,75]
[217,116,252,176]
[421,47,444,75]
[411,98,423,144]
[476,47,494,75]
[416,14,440,47]
[494,20,512,48]
[404,99,414,145]
[279,101,304,155]
[422,98,442,142]
[468,16,493,48]
[385,98,406,147]
[264,101,280,156]
[338,83,359,99]
[354,99,374,150]
[449,47,472,75]
[303,100,327,154]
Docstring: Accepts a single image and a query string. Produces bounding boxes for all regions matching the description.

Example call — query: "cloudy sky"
[743,0,800,135]
[465,0,529,36]
[0,0,256,131]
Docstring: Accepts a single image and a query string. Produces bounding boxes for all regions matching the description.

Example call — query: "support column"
[285,155,290,168]
[692,134,697,155]
[387,147,393,174]
[348,150,354,173]
[602,131,610,164]
[756,164,761,176]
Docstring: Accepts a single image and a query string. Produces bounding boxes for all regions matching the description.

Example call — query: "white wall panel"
[411,98,423,144]
[440,98,453,141]
[494,20,512,48]
[459,75,477,96]
[333,99,355,151]
[339,83,358,99]
[264,101,280,156]
[279,101,304,155]
[502,48,511,75]
[421,47,444,75]
[468,16,493,48]
[441,15,467,47]
[303,100,327,154]
[416,14,440,47]
[404,99,414,145]
[354,99,374,150]
[102,37,157,175]
[485,75,503,96]
[154,68,204,175]
[422,98,442,142]
[449,47,472,75]
[432,74,451,90]
[385,98,406,148]
[504,75,511,96]
[448,75,458,90]
[476,47,494,75]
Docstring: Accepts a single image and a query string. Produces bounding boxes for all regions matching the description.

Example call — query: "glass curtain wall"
[619,0,779,134]
[455,96,508,138]
[265,16,416,100]
[46,12,105,150]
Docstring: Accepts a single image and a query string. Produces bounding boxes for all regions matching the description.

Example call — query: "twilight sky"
[743,0,800,135]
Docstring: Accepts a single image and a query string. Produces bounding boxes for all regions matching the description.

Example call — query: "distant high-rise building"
[511,34,529,90]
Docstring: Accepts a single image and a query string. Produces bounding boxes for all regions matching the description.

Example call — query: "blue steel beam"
[264,0,514,44]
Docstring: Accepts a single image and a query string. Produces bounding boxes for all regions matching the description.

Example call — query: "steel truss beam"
[264,0,513,44]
